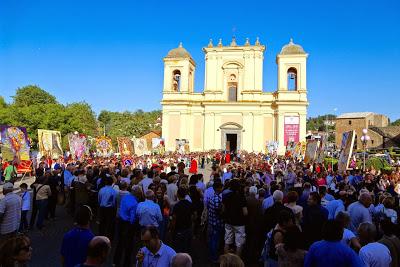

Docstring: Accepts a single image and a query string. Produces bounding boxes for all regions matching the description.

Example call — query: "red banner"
[284,116,300,145]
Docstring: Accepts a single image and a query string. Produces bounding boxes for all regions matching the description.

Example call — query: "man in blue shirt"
[304,220,363,267]
[61,205,95,267]
[347,192,372,233]
[98,177,117,240]
[136,190,162,228]
[326,191,347,219]
[136,226,176,267]
[113,185,140,267]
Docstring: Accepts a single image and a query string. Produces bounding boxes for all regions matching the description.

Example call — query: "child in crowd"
[19,183,31,232]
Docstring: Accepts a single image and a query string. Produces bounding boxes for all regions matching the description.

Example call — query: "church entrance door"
[220,122,242,152]
[226,134,237,152]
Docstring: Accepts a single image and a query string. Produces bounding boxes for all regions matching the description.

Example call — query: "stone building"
[335,112,400,149]
[161,37,309,154]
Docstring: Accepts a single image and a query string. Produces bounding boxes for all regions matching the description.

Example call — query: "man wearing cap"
[0,182,22,239]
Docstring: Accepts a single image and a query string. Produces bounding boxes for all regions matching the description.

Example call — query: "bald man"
[171,253,192,267]
[77,236,111,267]
[347,192,372,233]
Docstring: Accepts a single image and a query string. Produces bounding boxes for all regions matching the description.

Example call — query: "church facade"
[161,37,309,154]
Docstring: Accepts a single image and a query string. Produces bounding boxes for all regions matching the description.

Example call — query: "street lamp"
[361,128,370,172]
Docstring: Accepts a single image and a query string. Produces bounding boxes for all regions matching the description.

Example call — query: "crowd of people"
[1,150,400,267]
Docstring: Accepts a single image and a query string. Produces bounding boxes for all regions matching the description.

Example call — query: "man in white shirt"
[0,183,22,237]
[358,222,392,267]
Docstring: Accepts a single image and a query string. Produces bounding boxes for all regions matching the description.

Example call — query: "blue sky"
[1,0,399,120]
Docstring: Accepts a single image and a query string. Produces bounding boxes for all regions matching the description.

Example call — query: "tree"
[13,85,57,107]
[0,96,7,108]
[391,119,400,126]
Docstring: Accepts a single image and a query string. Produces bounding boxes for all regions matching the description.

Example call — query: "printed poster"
[38,129,63,159]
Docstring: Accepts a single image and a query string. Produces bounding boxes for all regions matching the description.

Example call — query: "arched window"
[228,74,237,102]
[172,70,181,91]
[287,67,297,91]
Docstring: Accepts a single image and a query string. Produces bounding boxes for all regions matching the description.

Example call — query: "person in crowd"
[113,185,141,267]
[335,211,361,251]
[358,222,392,267]
[30,175,52,230]
[378,218,400,267]
[262,183,279,211]
[264,210,296,267]
[136,190,163,228]
[75,236,111,267]
[171,186,193,253]
[304,220,363,267]
[61,205,95,267]
[0,183,22,240]
[347,191,373,233]
[244,186,264,265]
[139,169,153,193]
[264,190,293,234]
[326,190,347,220]
[18,183,30,232]
[97,176,117,240]
[207,180,224,263]
[219,253,245,267]
[276,224,307,267]
[0,234,32,267]
[284,191,303,226]
[3,160,17,183]
[171,253,192,267]
[136,226,176,267]
[222,179,248,257]
[302,191,328,248]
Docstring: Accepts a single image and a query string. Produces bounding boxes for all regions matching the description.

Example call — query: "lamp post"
[361,128,370,172]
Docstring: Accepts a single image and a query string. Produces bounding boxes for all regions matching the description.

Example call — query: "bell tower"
[162,42,196,94]
[276,38,308,92]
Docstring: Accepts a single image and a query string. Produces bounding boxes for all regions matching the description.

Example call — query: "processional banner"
[175,139,189,154]
[266,141,279,155]
[0,125,30,162]
[117,137,134,156]
[338,130,356,172]
[68,133,88,160]
[133,138,148,156]
[152,138,165,154]
[304,140,319,164]
[95,136,113,157]
[38,129,63,159]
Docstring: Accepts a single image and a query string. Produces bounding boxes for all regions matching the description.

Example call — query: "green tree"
[0,96,7,108]
[391,119,400,126]
[13,85,57,107]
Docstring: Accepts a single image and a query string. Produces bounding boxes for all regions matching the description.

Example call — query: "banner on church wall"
[284,116,300,146]
[0,125,30,162]
[38,129,63,159]
[117,137,134,157]
[338,130,356,172]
